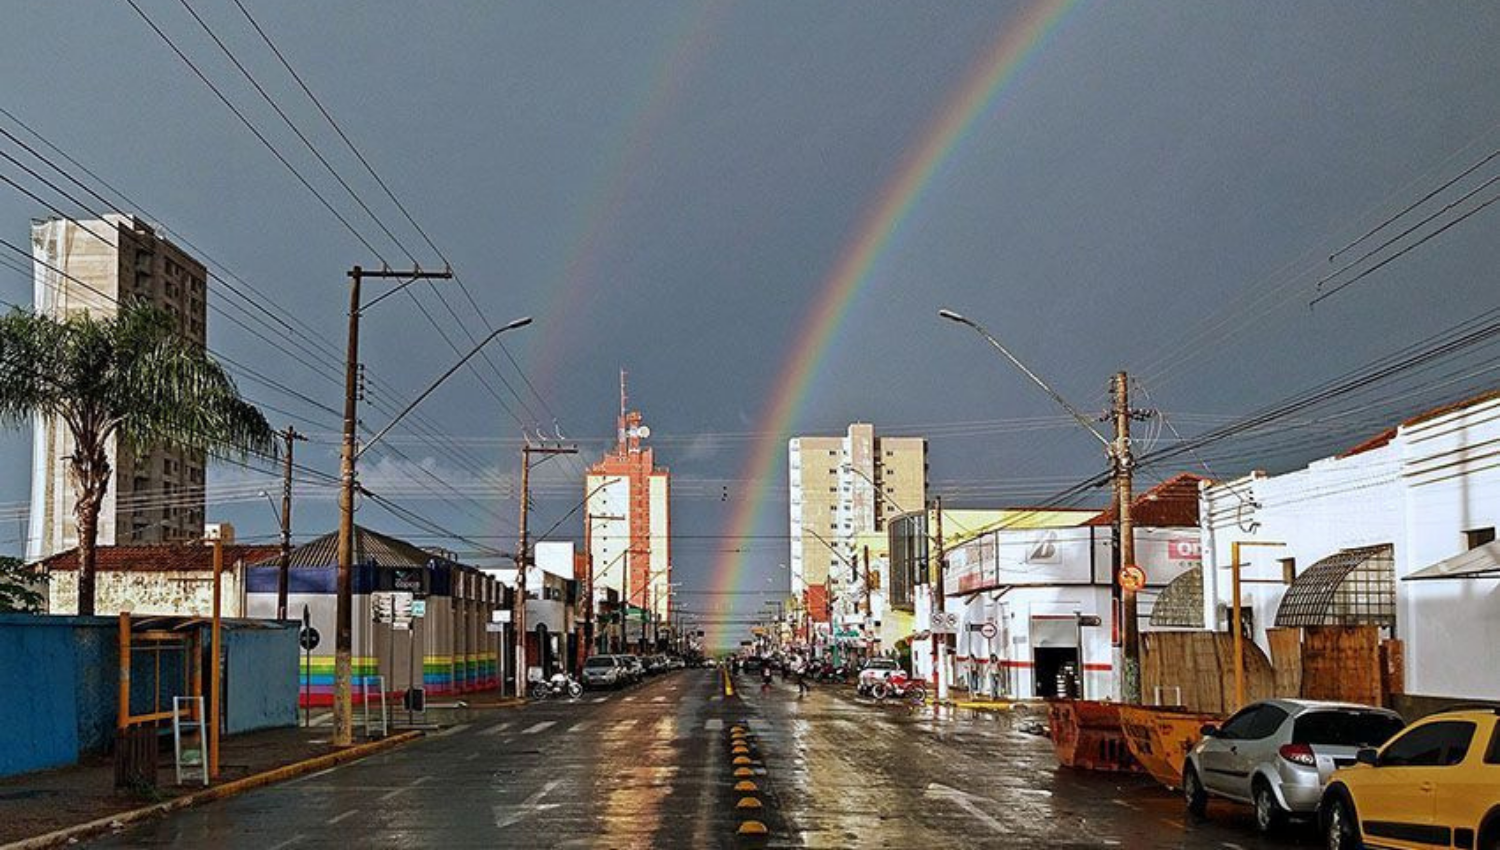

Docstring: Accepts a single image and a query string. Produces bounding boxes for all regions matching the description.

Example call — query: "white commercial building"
[1199,390,1500,702]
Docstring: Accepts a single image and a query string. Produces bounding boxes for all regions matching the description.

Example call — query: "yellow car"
[1320,707,1500,850]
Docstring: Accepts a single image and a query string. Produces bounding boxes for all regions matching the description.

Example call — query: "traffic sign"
[979,622,998,640]
[931,612,959,634]
[411,598,427,619]
[298,626,320,651]
[1119,564,1147,592]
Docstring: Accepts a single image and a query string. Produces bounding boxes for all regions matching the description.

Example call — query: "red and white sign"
[1119,564,1147,592]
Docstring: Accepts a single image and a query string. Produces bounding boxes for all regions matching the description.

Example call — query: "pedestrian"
[761,660,774,691]
[795,654,809,697]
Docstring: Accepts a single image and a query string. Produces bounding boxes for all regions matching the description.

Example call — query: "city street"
[90,670,1321,849]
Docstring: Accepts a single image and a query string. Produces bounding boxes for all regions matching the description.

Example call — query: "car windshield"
[584,658,615,668]
[864,659,898,670]
[1292,710,1405,748]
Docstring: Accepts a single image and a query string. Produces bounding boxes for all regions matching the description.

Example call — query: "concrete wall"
[0,615,86,775]
[47,568,246,617]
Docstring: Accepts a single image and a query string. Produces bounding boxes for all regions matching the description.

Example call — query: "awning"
[1149,566,1204,628]
[1404,539,1500,581]
[1275,544,1395,628]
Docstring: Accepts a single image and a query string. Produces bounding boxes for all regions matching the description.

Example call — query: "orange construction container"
[1118,705,1221,790]
[1045,699,1142,773]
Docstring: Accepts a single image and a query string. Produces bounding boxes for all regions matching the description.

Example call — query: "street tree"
[0,555,43,612]
[0,303,273,615]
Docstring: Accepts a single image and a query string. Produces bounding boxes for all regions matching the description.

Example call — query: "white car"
[857,658,902,695]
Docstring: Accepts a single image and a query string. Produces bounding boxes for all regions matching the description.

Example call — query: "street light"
[331,311,532,746]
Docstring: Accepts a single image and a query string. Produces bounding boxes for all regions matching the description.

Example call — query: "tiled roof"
[1085,472,1207,528]
[38,544,281,572]
[250,525,465,570]
[1341,386,1500,457]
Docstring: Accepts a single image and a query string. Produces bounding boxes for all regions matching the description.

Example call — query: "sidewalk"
[0,725,405,847]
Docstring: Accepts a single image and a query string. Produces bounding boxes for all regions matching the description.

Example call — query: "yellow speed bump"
[734,780,758,792]
[733,767,753,778]
[737,821,768,835]
[737,797,764,809]
[731,745,750,755]
[732,756,753,765]
[730,725,746,734]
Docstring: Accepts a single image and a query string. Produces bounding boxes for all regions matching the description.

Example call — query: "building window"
[1280,558,1296,585]
[1464,527,1496,550]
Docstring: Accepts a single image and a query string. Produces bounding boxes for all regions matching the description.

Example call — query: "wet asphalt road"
[90,669,1325,849]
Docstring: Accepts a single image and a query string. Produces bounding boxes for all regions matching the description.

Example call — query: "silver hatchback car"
[1183,699,1404,834]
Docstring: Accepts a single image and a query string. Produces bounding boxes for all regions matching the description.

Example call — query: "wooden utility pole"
[275,426,306,621]
[334,264,452,748]
[863,545,872,618]
[209,536,223,779]
[515,443,578,698]
[931,496,947,700]
[1112,371,1142,704]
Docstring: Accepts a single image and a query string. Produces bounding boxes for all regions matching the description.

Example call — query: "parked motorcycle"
[529,672,584,700]
[870,672,926,705]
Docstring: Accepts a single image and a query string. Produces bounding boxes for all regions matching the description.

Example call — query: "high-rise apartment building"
[584,376,671,640]
[26,215,209,562]
[788,423,927,608]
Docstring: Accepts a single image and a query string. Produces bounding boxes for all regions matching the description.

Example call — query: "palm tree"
[0,302,274,615]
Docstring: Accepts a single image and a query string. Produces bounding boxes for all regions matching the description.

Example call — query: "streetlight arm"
[939,309,1111,450]
[357,316,531,458]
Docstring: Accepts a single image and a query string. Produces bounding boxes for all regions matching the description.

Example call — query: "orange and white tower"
[585,371,671,646]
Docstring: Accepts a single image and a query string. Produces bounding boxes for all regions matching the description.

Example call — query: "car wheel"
[1182,765,1208,818]
[1253,780,1287,834]
[871,682,890,701]
[1323,795,1359,850]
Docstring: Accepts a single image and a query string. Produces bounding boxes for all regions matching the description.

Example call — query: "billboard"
[944,526,1202,595]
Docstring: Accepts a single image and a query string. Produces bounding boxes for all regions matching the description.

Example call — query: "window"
[1464,527,1496,550]
[1243,705,1289,740]
[1280,558,1296,585]
[1217,706,1264,739]
[1379,721,1476,767]
[1293,710,1404,748]
[1487,723,1500,765]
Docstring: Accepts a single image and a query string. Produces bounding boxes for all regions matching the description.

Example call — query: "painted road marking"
[521,721,557,735]
[464,752,480,761]
[651,695,666,702]
[378,775,431,801]
[704,718,724,731]
[494,778,563,829]
[568,721,591,733]
[328,809,360,825]
[481,721,513,736]
[622,696,637,702]
[268,836,304,850]
[616,719,638,731]
[591,697,608,704]
[441,723,472,737]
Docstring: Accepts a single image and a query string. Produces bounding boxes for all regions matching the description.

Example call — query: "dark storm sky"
[3,2,1499,642]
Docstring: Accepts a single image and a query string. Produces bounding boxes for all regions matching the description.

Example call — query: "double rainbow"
[707,0,1082,648]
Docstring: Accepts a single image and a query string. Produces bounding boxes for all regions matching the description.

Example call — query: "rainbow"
[531,1,729,395]
[707,0,1082,648]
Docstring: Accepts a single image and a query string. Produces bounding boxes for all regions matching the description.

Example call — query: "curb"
[1,731,423,850]
[952,700,1016,712]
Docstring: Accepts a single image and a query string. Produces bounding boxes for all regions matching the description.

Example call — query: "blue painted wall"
[0,615,86,776]
[0,615,299,778]
[225,625,298,733]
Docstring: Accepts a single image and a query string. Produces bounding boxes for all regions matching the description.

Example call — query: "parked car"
[581,655,623,690]
[857,658,902,696]
[619,655,645,682]
[1321,706,1500,850]
[1183,699,1405,834]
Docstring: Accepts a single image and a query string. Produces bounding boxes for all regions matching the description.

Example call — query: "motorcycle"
[529,671,584,700]
[871,671,926,705]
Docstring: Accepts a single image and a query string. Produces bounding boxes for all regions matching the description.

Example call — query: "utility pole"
[931,496,947,700]
[334,264,452,749]
[515,442,578,698]
[1110,371,1152,705]
[275,425,306,621]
